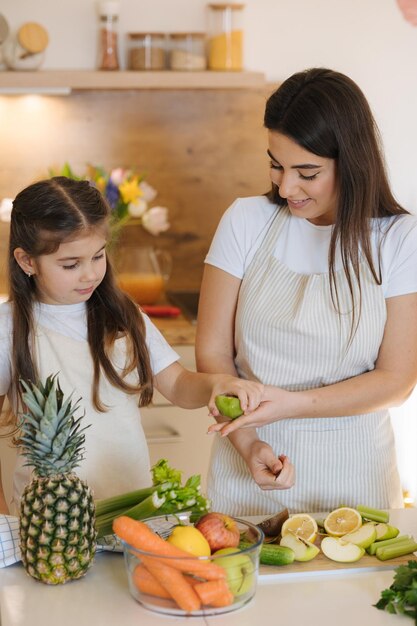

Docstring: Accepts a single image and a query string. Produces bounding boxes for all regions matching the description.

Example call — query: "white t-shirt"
[205,196,417,298]
[0,301,179,396]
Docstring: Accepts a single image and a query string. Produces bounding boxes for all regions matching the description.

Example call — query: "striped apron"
[207,206,403,515]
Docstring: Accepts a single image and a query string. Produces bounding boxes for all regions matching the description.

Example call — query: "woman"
[196,68,417,515]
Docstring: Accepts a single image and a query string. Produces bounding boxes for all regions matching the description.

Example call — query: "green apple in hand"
[215,395,244,419]
[279,534,320,562]
[213,547,254,596]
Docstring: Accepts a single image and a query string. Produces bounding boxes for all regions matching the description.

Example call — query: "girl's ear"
[14,248,36,276]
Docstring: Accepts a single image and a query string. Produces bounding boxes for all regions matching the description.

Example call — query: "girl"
[0,176,264,515]
[196,68,417,515]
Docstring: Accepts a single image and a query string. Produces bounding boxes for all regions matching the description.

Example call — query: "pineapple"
[17,374,97,584]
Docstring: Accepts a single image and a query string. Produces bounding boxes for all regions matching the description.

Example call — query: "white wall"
[2,0,417,211]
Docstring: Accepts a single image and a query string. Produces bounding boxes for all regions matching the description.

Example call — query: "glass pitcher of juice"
[115,245,172,305]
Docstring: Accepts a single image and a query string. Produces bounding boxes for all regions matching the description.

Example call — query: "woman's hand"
[243,440,295,490]
[208,385,293,436]
[208,375,265,418]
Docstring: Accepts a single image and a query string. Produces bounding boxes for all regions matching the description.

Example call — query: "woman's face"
[268,131,338,226]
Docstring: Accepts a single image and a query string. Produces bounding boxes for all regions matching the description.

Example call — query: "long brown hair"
[8,176,153,419]
[264,68,408,331]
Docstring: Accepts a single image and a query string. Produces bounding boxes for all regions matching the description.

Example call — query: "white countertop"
[1,509,416,626]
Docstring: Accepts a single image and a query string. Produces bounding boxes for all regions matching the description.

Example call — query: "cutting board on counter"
[258,540,416,581]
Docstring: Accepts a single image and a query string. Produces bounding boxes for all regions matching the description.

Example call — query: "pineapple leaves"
[18,374,90,476]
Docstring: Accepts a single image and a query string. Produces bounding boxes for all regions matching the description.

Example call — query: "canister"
[207,3,245,71]
[127,33,167,70]
[169,33,207,71]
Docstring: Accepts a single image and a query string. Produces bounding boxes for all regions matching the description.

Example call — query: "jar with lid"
[3,21,49,71]
[127,33,167,70]
[97,0,120,70]
[207,3,245,71]
[169,33,207,71]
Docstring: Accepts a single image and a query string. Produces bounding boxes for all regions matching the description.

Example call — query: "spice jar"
[3,22,49,71]
[207,3,245,71]
[169,33,207,71]
[127,33,167,70]
[97,0,120,70]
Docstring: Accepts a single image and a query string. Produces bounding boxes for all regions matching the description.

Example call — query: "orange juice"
[117,272,164,304]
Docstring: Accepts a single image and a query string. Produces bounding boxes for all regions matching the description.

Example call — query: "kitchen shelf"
[0,69,266,92]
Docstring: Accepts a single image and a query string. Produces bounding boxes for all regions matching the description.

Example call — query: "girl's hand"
[208,376,264,418]
[243,440,295,490]
[208,396,288,437]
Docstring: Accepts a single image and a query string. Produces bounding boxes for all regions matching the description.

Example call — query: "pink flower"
[141,206,170,236]
[110,168,128,186]
[397,0,417,25]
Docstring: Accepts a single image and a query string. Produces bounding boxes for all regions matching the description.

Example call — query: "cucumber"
[239,540,295,566]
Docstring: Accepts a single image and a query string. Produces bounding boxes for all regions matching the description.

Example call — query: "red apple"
[194,512,240,552]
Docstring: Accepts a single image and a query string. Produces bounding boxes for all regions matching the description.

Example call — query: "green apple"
[215,395,244,419]
[374,523,400,541]
[341,522,377,549]
[213,547,254,596]
[279,534,320,562]
[321,536,365,562]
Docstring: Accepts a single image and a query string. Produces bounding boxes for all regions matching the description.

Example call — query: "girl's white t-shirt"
[205,196,417,298]
[0,302,179,396]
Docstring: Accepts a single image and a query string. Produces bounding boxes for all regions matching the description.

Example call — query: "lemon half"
[281,513,318,543]
[324,507,362,537]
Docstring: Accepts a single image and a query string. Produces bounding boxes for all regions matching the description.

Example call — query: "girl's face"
[23,231,107,306]
[268,131,338,226]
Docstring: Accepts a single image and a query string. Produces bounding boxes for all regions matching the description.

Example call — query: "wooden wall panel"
[0,88,273,293]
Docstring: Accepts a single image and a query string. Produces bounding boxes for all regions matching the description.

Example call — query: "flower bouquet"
[52,163,170,241]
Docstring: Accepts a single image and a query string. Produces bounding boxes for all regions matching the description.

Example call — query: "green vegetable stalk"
[94,459,210,538]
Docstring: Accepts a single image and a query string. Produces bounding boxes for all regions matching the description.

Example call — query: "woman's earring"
[26,271,32,278]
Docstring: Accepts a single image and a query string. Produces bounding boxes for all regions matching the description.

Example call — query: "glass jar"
[207,3,245,71]
[169,33,207,71]
[127,33,167,70]
[97,0,120,70]
[3,22,49,71]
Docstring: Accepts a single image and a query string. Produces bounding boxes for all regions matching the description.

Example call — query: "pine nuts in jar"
[169,33,207,71]
[127,33,167,70]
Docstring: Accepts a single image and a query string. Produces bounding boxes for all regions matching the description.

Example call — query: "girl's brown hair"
[264,68,409,331]
[8,176,153,419]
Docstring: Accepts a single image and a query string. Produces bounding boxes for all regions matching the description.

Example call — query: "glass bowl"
[120,513,264,616]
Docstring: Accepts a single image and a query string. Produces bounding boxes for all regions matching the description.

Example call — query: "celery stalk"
[367,535,411,556]
[94,459,211,538]
[356,505,389,523]
[376,540,417,561]
[95,486,154,517]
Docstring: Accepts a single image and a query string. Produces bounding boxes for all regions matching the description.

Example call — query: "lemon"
[166,525,211,557]
[281,513,318,542]
[324,507,362,537]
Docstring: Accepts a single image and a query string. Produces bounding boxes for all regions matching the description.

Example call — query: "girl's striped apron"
[207,206,403,515]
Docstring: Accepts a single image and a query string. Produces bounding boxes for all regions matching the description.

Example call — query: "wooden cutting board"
[258,536,417,580]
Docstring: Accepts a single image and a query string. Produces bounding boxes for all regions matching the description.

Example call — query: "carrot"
[141,556,201,613]
[194,579,234,608]
[132,564,172,599]
[113,516,225,580]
